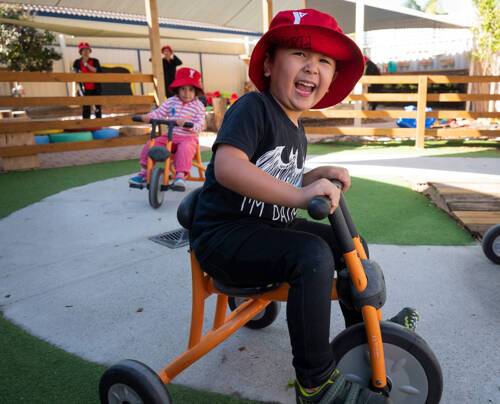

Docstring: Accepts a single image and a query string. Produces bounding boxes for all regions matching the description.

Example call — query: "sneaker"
[388,307,420,332]
[129,175,146,186]
[170,178,186,192]
[296,369,391,403]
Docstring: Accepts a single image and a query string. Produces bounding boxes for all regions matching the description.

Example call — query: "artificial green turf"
[297,177,473,245]
[0,151,212,220]
[0,315,262,404]
[0,146,474,403]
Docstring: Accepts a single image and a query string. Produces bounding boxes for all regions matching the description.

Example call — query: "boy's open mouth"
[295,80,316,96]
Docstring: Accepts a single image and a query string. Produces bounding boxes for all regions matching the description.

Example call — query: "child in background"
[129,67,206,191]
[73,42,102,119]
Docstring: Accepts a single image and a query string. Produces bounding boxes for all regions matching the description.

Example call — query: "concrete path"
[1,153,499,404]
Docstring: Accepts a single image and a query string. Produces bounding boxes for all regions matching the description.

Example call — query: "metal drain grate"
[150,228,189,249]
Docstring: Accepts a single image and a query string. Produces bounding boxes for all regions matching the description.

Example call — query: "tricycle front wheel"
[99,359,171,404]
[149,166,165,209]
[331,322,442,404]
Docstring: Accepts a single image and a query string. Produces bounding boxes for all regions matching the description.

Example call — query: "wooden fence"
[0,73,499,170]
[0,72,156,166]
[302,75,500,148]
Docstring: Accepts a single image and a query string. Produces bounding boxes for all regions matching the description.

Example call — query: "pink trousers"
[139,134,198,176]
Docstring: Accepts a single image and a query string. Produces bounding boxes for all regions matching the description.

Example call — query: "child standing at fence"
[73,42,102,119]
[129,67,206,191]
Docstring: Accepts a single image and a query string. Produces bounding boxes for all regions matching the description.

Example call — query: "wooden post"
[212,97,227,131]
[415,75,428,149]
[145,0,166,104]
[262,0,273,33]
[353,0,365,127]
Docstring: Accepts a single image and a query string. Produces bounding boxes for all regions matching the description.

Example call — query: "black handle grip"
[132,115,143,122]
[307,196,331,220]
[183,122,194,128]
[150,119,176,126]
[306,180,343,220]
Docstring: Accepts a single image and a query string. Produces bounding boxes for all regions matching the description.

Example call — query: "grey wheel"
[99,359,171,404]
[149,166,165,209]
[331,322,442,403]
[228,297,281,329]
[482,224,500,264]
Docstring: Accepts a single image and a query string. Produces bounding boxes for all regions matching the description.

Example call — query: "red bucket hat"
[249,9,365,109]
[161,45,172,53]
[78,42,91,53]
[169,67,204,93]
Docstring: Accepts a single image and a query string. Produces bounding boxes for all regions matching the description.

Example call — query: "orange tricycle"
[100,183,443,403]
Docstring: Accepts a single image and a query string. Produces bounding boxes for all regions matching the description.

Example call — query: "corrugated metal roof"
[15,3,262,36]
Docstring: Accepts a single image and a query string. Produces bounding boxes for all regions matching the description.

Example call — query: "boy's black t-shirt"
[190,91,307,263]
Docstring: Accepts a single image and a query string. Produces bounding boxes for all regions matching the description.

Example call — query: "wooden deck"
[425,181,500,238]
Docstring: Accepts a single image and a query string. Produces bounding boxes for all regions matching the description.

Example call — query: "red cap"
[169,67,203,93]
[161,45,173,53]
[78,42,91,53]
[249,9,365,109]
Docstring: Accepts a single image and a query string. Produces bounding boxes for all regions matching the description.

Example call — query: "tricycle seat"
[213,279,280,297]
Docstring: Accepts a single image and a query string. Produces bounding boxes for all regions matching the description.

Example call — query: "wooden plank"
[449,201,500,211]
[359,76,420,84]
[426,111,499,119]
[304,126,499,138]
[432,185,500,196]
[303,109,418,119]
[425,128,500,138]
[432,181,500,189]
[304,127,415,136]
[358,75,500,84]
[453,211,500,224]
[0,72,154,83]
[443,194,500,203]
[0,115,143,134]
[0,135,149,157]
[427,93,500,101]
[427,75,500,84]
[346,93,500,102]
[416,75,428,148]
[346,93,418,102]
[0,95,155,107]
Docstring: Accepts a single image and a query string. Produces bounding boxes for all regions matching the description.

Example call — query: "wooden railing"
[0,71,156,162]
[302,75,500,148]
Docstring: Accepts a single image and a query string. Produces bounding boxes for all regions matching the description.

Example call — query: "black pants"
[199,218,363,388]
[82,88,102,119]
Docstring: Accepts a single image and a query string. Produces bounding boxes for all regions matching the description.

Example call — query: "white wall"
[1,45,247,98]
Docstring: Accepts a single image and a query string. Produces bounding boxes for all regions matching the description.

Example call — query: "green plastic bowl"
[49,131,93,143]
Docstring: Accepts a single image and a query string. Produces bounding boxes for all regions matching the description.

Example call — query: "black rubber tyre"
[228,297,281,329]
[149,166,165,209]
[331,321,443,404]
[99,359,172,404]
[482,224,500,264]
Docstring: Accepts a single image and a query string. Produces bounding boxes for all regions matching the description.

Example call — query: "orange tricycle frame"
[156,229,388,390]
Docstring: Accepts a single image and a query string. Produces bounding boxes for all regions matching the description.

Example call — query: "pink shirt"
[147,96,206,137]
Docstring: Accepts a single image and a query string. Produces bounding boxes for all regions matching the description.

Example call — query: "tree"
[404,0,423,11]
[0,5,61,71]
[470,0,499,112]
[404,0,447,14]
[472,0,499,74]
